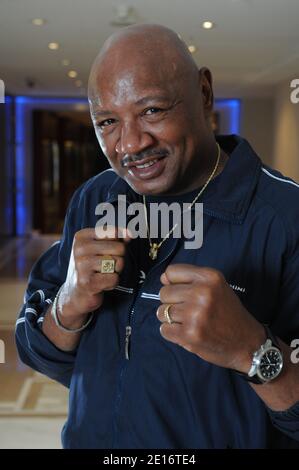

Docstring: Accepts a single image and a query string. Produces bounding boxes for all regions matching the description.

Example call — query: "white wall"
[272,79,299,182]
[240,98,275,167]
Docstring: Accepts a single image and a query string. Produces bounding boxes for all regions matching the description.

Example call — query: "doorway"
[33,110,109,233]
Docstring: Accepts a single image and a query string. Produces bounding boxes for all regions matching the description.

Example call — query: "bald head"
[87,24,215,196]
[88,24,199,102]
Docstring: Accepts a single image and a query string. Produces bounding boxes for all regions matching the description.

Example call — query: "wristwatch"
[237,325,284,384]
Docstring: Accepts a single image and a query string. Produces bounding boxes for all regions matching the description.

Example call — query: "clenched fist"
[157,264,265,374]
[58,226,131,323]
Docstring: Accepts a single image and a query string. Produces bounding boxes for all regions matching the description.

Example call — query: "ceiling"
[0,0,299,98]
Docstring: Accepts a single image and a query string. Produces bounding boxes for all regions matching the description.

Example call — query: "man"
[16,24,299,448]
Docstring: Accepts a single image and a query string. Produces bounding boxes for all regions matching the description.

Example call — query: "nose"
[115,121,155,156]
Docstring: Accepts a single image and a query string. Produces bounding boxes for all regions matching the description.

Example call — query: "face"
[89,61,213,196]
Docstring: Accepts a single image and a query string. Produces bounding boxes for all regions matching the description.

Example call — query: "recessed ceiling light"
[202,21,214,30]
[188,45,196,53]
[61,59,71,66]
[68,70,78,78]
[32,18,46,26]
[75,80,83,87]
[48,42,60,50]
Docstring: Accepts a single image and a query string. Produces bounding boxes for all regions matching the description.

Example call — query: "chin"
[126,175,173,196]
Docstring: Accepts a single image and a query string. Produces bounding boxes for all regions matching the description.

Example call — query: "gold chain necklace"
[143,142,221,260]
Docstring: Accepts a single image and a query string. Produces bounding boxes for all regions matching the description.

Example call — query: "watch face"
[258,347,283,381]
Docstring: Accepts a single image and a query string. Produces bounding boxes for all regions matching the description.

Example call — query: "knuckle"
[206,268,224,285]
[74,228,89,241]
[73,230,80,241]
[191,285,202,302]
[200,288,214,309]
[73,243,84,258]
[78,274,90,289]
[76,255,88,271]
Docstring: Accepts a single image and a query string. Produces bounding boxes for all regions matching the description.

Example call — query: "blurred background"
[0,0,299,448]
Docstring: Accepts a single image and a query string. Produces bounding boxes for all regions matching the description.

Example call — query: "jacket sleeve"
[15,186,84,388]
[267,245,299,442]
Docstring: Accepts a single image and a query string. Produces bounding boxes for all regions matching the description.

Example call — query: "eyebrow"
[91,95,172,119]
[92,110,113,119]
[135,95,171,106]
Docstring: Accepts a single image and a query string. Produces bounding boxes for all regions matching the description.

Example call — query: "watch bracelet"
[233,324,281,384]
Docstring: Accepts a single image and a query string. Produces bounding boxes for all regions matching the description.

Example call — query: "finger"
[159,284,192,304]
[156,303,183,324]
[75,240,126,258]
[89,272,120,293]
[75,227,101,240]
[95,225,132,242]
[162,264,214,285]
[160,272,170,285]
[94,255,124,274]
[159,322,184,345]
[78,255,124,275]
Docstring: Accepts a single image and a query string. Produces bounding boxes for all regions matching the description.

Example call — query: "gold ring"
[164,304,173,324]
[100,258,115,274]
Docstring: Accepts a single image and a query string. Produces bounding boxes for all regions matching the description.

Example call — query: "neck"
[168,140,228,196]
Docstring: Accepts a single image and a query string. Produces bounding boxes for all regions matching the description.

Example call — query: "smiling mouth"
[124,155,166,169]
[133,158,161,169]
[126,155,167,181]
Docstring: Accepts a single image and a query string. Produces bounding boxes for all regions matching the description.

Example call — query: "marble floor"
[0,235,68,448]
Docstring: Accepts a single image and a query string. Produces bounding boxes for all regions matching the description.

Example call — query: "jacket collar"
[106,135,261,225]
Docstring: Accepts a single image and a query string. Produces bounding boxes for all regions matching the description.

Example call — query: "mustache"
[121,149,169,167]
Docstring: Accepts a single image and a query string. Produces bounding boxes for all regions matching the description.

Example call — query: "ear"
[198,67,214,116]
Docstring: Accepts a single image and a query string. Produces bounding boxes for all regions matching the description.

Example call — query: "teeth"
[135,159,157,169]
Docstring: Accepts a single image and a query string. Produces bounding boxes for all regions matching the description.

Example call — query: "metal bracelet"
[51,286,94,333]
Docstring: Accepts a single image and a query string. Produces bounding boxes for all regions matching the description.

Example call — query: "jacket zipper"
[124,235,180,361]
[125,325,132,360]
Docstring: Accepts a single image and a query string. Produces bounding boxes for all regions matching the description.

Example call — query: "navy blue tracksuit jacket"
[15,135,299,448]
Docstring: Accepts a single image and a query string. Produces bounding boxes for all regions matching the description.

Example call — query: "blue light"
[15,97,27,235]
[14,96,89,235]
[214,99,241,134]
[16,96,88,105]
[5,96,14,233]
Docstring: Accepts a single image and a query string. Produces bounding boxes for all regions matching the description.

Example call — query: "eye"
[144,107,163,115]
[97,118,116,129]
